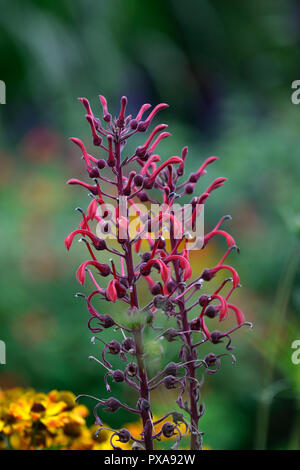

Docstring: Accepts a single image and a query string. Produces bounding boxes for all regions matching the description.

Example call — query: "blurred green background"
[0,0,300,450]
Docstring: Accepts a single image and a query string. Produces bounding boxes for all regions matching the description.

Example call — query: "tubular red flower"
[106,279,118,302]
[195,156,219,178]
[141,124,168,151]
[148,132,171,154]
[204,229,235,248]
[76,260,111,285]
[69,137,92,169]
[144,259,170,284]
[211,294,228,320]
[67,178,97,194]
[144,103,169,125]
[65,229,100,250]
[135,103,151,121]
[227,304,245,325]
[148,156,183,183]
[165,255,192,281]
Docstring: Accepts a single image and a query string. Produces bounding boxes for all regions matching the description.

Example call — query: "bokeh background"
[0,0,300,450]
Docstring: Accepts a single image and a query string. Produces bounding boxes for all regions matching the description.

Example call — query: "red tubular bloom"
[135,103,151,121]
[67,178,97,194]
[141,154,160,177]
[144,103,169,125]
[85,114,102,146]
[195,156,219,179]
[65,229,101,250]
[107,135,115,167]
[69,137,92,169]
[211,294,228,320]
[227,304,245,325]
[165,255,192,281]
[204,229,235,248]
[148,132,171,154]
[76,260,111,285]
[143,259,170,284]
[106,279,118,302]
[148,156,183,183]
[141,124,168,151]
[78,97,94,116]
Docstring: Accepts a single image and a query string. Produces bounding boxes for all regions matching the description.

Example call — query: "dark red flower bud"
[189,173,198,183]
[199,294,209,306]
[88,167,100,178]
[162,328,178,342]
[97,159,106,169]
[204,353,217,367]
[112,369,125,383]
[190,317,201,330]
[117,428,131,443]
[142,252,151,262]
[151,282,162,295]
[164,362,177,376]
[201,268,215,282]
[162,422,175,438]
[104,398,121,412]
[93,238,107,251]
[125,362,138,377]
[185,183,194,194]
[130,119,138,130]
[137,121,148,132]
[108,340,121,354]
[122,337,136,353]
[140,263,151,276]
[210,330,224,344]
[157,238,166,249]
[139,192,149,202]
[166,280,176,293]
[205,305,218,318]
[163,376,178,389]
[143,178,154,189]
[101,315,115,329]
[133,174,144,186]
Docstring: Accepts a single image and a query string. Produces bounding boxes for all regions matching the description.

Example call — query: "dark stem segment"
[170,235,201,450]
[115,136,154,451]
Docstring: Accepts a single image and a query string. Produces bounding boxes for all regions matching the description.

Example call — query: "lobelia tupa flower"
[65,94,253,451]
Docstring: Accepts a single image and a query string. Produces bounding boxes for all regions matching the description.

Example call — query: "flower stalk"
[65,94,252,450]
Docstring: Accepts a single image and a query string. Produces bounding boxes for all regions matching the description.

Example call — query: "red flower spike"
[65,94,248,451]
